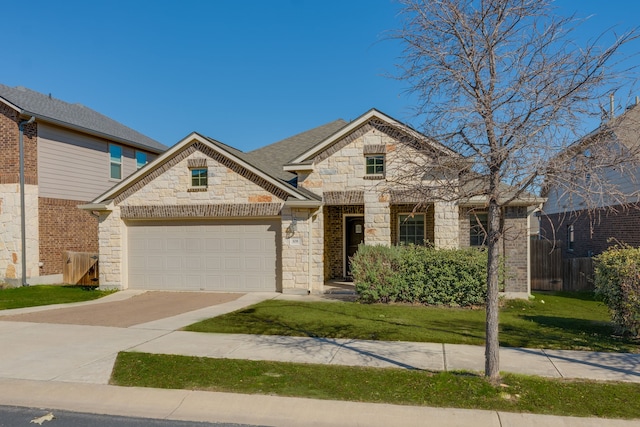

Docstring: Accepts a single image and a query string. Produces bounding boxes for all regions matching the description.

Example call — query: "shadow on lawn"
[236,301,486,345]
[501,314,635,352]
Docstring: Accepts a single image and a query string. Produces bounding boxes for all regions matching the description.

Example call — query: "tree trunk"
[485,200,501,385]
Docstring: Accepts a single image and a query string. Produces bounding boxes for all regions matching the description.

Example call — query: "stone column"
[433,201,459,249]
[364,185,390,246]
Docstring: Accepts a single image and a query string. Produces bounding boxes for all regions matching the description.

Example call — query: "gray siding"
[38,123,157,201]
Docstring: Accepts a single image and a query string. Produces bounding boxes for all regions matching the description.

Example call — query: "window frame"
[398,213,426,246]
[135,151,147,169]
[190,167,208,188]
[365,155,385,176]
[109,144,122,180]
[567,224,575,252]
[469,211,488,247]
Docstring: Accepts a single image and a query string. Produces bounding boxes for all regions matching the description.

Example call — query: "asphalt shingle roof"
[0,84,166,152]
[245,119,348,181]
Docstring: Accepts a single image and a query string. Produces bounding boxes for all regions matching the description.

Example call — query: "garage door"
[127,219,279,291]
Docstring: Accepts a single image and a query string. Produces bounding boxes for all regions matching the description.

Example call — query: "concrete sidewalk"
[0,291,638,426]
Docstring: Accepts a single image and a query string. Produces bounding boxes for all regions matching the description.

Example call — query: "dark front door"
[345,216,365,277]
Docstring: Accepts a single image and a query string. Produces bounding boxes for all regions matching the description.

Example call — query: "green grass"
[184,292,638,352]
[112,352,640,419]
[0,285,113,310]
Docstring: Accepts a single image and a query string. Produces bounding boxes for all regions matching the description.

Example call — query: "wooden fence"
[62,251,99,286]
[530,240,594,291]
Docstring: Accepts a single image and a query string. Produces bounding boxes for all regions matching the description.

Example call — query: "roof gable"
[0,84,166,152]
[91,132,314,205]
[287,109,461,166]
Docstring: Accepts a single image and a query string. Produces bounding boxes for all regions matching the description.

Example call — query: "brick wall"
[0,105,37,184]
[540,203,640,258]
[389,204,435,244]
[39,197,98,275]
[460,206,529,293]
[503,206,529,293]
[324,205,364,279]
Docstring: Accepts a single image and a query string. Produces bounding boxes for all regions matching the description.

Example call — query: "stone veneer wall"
[98,148,288,290]
[459,206,529,294]
[0,185,39,282]
[433,201,459,249]
[280,206,324,293]
[38,197,98,275]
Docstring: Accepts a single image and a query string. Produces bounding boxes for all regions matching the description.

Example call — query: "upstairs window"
[470,212,488,246]
[109,144,122,180]
[399,214,425,245]
[191,168,208,188]
[365,155,385,176]
[136,151,147,169]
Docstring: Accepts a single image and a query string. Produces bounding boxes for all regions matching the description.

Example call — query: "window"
[191,168,208,188]
[470,212,488,246]
[109,144,122,180]
[567,224,574,252]
[399,214,425,245]
[365,155,385,175]
[136,151,147,169]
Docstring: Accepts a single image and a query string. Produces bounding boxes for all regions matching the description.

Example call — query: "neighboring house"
[84,109,539,297]
[540,102,640,258]
[0,84,166,284]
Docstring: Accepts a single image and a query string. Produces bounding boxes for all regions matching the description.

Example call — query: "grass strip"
[112,352,640,419]
[184,292,638,353]
[0,285,113,310]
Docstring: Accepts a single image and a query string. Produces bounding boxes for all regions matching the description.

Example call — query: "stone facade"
[0,184,39,283]
[99,144,289,290]
[92,114,534,296]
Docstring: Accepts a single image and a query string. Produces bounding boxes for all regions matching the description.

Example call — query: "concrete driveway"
[0,291,245,327]
[0,291,277,383]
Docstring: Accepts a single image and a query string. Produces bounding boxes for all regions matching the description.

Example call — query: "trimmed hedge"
[351,245,487,306]
[594,245,640,338]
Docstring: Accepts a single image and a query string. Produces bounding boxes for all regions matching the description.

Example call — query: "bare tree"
[393,0,637,384]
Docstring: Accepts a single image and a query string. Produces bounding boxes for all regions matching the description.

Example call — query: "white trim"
[92,132,311,204]
[108,143,123,181]
[283,164,313,172]
[343,214,365,278]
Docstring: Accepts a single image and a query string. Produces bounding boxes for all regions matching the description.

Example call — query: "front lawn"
[0,285,113,310]
[184,292,638,353]
[112,352,640,419]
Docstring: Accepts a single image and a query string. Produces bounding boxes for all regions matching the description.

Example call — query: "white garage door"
[127,219,279,291]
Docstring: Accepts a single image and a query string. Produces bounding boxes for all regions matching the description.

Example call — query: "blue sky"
[4,1,639,150]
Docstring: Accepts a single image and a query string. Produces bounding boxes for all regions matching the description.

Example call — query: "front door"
[345,216,365,277]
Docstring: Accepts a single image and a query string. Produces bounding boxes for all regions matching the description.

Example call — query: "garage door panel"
[127,219,278,291]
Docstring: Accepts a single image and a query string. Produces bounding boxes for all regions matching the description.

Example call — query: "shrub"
[594,245,640,338]
[351,245,487,306]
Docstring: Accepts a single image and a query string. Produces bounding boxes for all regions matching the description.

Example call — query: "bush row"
[351,245,487,306]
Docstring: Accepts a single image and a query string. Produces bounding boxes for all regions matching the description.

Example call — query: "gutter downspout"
[19,116,35,287]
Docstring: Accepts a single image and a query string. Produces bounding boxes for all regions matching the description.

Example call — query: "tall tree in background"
[394,0,637,383]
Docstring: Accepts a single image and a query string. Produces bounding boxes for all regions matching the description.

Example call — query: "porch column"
[433,201,459,249]
[364,187,390,246]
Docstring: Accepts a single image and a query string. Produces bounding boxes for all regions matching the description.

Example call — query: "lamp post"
[18,116,35,287]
